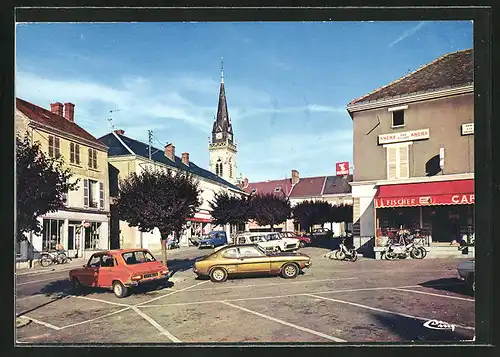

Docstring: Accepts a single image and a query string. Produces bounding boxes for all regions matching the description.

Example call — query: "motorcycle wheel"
[325,250,338,260]
[349,250,358,262]
[335,250,346,260]
[385,251,398,261]
[418,247,427,259]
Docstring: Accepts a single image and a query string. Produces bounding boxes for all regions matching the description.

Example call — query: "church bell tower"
[209,58,238,184]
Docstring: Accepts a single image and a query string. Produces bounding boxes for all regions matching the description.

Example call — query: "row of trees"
[17,135,352,267]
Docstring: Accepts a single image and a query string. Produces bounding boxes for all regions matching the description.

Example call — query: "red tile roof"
[16,98,107,150]
[289,176,326,198]
[349,48,473,106]
[244,179,293,197]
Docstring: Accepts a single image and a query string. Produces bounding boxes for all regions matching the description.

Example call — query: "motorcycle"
[384,229,426,260]
[324,235,357,262]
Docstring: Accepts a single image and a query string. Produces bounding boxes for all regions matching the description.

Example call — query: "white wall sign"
[378,128,430,145]
[461,123,474,135]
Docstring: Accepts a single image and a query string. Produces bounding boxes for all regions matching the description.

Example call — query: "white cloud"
[232,104,345,120]
[389,22,429,48]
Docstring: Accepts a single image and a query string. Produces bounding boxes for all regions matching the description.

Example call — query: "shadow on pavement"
[418,278,473,297]
[370,311,473,342]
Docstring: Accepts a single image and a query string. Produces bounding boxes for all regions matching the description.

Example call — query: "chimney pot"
[114,129,125,135]
[243,177,249,188]
[181,152,190,166]
[164,143,175,161]
[63,102,75,122]
[50,102,64,116]
[291,170,300,185]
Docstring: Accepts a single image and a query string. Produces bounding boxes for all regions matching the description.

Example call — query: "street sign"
[336,162,350,176]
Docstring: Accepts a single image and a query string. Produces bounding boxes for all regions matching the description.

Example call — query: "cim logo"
[336,162,350,176]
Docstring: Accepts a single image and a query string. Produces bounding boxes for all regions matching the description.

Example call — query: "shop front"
[373,179,474,256]
[180,209,213,246]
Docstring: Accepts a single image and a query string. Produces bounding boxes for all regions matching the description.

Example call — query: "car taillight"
[131,275,142,281]
[161,270,168,275]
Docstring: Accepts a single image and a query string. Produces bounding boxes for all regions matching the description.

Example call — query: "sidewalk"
[16,257,86,276]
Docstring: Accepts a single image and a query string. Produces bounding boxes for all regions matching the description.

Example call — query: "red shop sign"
[375,193,475,208]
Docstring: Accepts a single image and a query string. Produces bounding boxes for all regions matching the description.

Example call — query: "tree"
[209,191,250,233]
[115,167,202,265]
[292,200,316,233]
[16,134,78,242]
[248,193,291,231]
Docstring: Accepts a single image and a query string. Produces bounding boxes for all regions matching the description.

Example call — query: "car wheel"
[466,273,475,294]
[71,277,83,292]
[210,267,228,283]
[112,281,128,298]
[299,241,306,248]
[281,263,299,279]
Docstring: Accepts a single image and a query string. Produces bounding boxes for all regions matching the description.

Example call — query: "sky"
[15,21,473,182]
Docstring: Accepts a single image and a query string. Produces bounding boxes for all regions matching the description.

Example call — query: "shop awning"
[186,210,212,223]
[375,179,474,208]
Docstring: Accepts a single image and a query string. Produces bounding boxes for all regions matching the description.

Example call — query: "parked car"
[233,232,300,252]
[457,259,475,293]
[311,228,333,238]
[280,231,311,248]
[193,243,312,282]
[69,249,169,298]
[198,231,228,249]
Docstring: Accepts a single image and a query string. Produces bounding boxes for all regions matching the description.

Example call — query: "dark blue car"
[198,231,228,249]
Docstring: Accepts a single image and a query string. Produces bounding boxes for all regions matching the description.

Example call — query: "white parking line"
[305,294,475,331]
[22,316,62,330]
[132,306,181,342]
[60,307,132,329]
[182,278,357,292]
[390,288,475,302]
[69,295,131,307]
[221,301,346,342]
[135,280,209,307]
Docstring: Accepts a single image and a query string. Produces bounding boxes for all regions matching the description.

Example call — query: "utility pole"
[148,130,153,160]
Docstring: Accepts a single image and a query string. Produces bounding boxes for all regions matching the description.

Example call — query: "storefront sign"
[461,123,474,135]
[375,193,474,208]
[336,162,350,176]
[378,128,430,145]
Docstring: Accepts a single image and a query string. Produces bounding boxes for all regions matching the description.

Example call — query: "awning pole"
[419,206,423,229]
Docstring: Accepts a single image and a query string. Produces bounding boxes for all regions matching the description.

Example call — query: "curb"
[16,317,32,328]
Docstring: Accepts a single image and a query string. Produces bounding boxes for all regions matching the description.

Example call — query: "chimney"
[114,129,125,135]
[291,170,300,185]
[64,102,75,122]
[243,177,249,188]
[181,152,190,166]
[50,102,64,116]
[164,143,175,161]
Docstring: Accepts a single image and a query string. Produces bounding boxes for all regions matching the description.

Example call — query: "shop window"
[70,142,80,165]
[48,135,60,158]
[84,221,101,250]
[386,144,409,180]
[42,219,64,251]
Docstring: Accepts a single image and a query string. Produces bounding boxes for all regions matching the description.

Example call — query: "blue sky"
[16,21,473,182]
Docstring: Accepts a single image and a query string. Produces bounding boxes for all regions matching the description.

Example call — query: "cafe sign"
[461,123,474,136]
[375,193,475,208]
[378,128,430,145]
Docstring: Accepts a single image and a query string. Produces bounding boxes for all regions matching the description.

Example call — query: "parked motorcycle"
[384,229,426,260]
[324,235,357,262]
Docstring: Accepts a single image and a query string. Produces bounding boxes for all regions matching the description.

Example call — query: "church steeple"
[212,57,234,144]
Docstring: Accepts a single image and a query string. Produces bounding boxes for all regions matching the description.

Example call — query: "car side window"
[88,255,101,268]
[238,246,265,258]
[222,248,239,259]
[237,236,247,244]
[101,254,115,267]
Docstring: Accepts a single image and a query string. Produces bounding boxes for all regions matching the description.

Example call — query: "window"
[251,188,257,194]
[87,255,102,268]
[48,135,60,158]
[392,110,405,127]
[229,164,233,178]
[274,187,282,193]
[386,144,410,180]
[101,254,115,267]
[84,179,100,208]
[42,219,64,251]
[122,250,156,265]
[215,159,222,176]
[84,221,101,249]
[70,142,80,165]
[99,182,105,209]
[222,248,239,259]
[238,246,265,258]
[88,148,98,169]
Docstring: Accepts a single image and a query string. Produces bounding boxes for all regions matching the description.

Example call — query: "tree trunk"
[160,238,167,266]
[271,224,274,232]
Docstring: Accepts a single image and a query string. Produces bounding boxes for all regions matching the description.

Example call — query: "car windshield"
[122,251,156,265]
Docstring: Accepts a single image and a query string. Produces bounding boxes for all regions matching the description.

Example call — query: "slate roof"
[289,176,326,198]
[16,98,107,150]
[322,174,353,195]
[98,132,242,192]
[243,179,293,197]
[348,48,473,106]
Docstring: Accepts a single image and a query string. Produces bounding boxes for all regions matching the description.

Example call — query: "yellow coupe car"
[193,244,312,283]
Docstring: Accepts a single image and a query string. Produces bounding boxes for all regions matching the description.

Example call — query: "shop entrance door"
[67,224,78,257]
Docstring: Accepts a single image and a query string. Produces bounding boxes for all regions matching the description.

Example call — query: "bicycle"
[40,250,72,267]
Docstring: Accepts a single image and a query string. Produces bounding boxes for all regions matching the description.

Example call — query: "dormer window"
[274,187,282,193]
[388,105,407,128]
[251,188,257,194]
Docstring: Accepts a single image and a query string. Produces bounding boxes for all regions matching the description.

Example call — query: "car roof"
[91,248,150,256]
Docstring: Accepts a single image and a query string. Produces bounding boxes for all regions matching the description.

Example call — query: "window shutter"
[48,135,54,157]
[75,144,80,164]
[88,148,92,167]
[93,149,98,169]
[70,143,75,163]
[83,179,89,206]
[99,182,104,209]
[55,137,60,157]
[398,145,409,178]
[387,147,398,180]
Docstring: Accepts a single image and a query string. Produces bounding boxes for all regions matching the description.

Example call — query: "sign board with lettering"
[461,123,474,136]
[375,193,474,208]
[378,128,430,145]
[336,162,350,176]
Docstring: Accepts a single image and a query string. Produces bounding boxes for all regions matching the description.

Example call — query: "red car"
[280,231,311,248]
[69,249,169,298]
